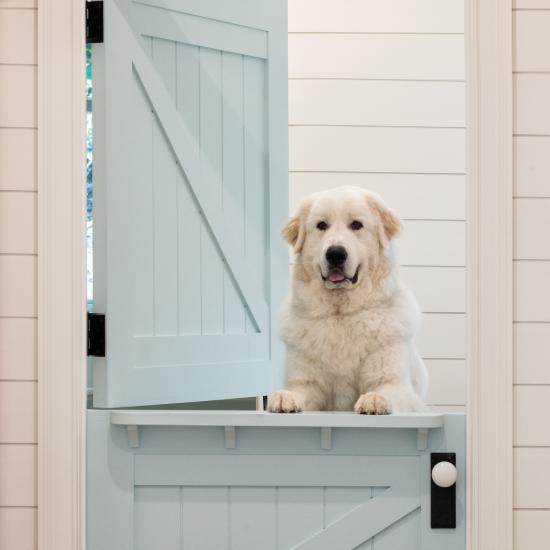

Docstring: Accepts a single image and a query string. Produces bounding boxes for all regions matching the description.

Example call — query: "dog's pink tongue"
[328,272,346,282]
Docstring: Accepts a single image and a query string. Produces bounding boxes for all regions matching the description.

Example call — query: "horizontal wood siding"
[0,129,37,191]
[513,6,550,547]
[288,0,465,409]
[0,3,38,547]
[288,0,464,33]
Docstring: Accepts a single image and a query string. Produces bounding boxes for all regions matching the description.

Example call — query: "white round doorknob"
[431,461,457,488]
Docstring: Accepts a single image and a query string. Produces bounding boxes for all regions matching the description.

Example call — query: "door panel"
[92,0,288,407]
[87,412,466,550]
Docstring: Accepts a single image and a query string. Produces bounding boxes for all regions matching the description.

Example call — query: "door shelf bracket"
[126,425,139,448]
[417,428,429,451]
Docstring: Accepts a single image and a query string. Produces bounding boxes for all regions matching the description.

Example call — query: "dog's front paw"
[267,390,302,413]
[354,392,392,415]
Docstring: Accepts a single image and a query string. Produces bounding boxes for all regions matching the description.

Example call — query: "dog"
[268,186,428,414]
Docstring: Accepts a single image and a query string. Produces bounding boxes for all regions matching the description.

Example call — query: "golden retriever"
[268,186,428,414]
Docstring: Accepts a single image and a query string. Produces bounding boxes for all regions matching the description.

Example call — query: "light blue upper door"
[92,0,288,407]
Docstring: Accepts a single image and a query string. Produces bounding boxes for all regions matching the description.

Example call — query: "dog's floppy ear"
[282,199,312,253]
[366,192,402,248]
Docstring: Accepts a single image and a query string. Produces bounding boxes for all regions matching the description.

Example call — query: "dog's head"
[283,186,401,290]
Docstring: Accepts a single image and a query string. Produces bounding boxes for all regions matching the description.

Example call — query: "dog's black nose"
[326,245,347,266]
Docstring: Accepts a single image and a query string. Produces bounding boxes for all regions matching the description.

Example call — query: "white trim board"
[465,0,514,549]
[37,0,86,549]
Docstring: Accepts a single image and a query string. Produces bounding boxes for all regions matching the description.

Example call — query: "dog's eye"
[350,220,363,231]
[316,221,328,231]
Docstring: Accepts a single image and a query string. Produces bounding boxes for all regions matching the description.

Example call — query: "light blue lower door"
[88,412,465,550]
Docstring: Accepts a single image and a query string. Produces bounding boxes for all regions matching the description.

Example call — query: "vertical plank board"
[222,52,246,334]
[176,43,203,335]
[230,487,277,550]
[181,487,229,550]
[134,486,181,550]
[130,38,154,336]
[243,56,267,334]
[152,38,178,335]
[277,487,324,548]
[199,47,224,334]
[368,486,389,550]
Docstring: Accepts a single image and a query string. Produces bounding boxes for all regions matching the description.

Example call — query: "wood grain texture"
[514,323,550,384]
[514,448,550,508]
[514,74,550,135]
[0,8,36,64]
[288,0,464,33]
[289,80,465,127]
[0,191,36,254]
[289,34,464,80]
[0,65,36,128]
[0,444,36,506]
[514,137,550,197]
[0,508,37,550]
[0,255,36,316]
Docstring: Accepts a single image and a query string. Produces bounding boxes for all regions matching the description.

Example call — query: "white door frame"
[37,0,514,548]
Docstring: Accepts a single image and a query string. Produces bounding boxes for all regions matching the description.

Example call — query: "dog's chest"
[285,309,385,369]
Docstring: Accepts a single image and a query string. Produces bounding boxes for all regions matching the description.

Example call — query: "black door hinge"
[86,1,104,44]
[87,313,106,357]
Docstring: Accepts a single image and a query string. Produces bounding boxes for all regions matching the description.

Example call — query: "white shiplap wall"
[0,2,38,550]
[288,0,466,410]
[513,3,550,548]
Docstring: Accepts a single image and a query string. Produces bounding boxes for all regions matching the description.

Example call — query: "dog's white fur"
[268,186,428,414]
